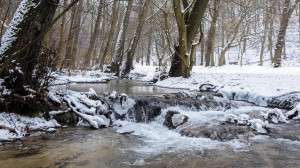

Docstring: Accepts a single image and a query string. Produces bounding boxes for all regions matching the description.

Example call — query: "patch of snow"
[260,108,289,123]
[49,110,67,116]
[48,91,61,104]
[227,113,269,133]
[0,112,60,141]
[248,119,268,134]
[171,114,184,127]
[51,70,113,85]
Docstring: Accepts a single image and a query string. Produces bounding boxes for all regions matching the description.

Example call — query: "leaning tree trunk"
[0,0,59,87]
[99,0,117,71]
[110,0,133,76]
[121,0,149,78]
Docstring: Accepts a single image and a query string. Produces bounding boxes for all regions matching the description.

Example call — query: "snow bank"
[130,66,300,109]
[51,70,113,85]
[129,66,157,81]
[154,66,300,97]
[0,112,60,141]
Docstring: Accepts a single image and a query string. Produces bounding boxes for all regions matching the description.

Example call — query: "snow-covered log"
[58,89,110,129]
[261,108,289,123]
[227,114,269,134]
[286,103,300,120]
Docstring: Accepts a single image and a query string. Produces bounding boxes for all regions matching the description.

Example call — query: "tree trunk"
[0,0,58,86]
[268,1,275,63]
[121,0,149,78]
[63,1,77,69]
[111,0,133,76]
[169,0,209,77]
[205,0,219,67]
[200,38,204,66]
[260,2,268,66]
[99,0,117,70]
[146,25,152,66]
[84,0,103,68]
[55,0,68,68]
[70,1,83,69]
[274,0,299,67]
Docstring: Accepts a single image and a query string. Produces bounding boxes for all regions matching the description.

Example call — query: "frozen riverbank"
[132,65,300,97]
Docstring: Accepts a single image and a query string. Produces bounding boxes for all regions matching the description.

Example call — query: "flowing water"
[1,80,300,168]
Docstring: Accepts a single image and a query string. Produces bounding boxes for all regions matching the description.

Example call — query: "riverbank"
[132,65,300,97]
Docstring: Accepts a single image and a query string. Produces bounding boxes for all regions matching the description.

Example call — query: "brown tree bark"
[268,1,275,63]
[205,0,219,67]
[274,0,299,67]
[83,0,103,68]
[110,0,133,76]
[55,0,68,67]
[63,1,77,69]
[259,1,268,66]
[121,0,149,78]
[99,0,117,70]
[169,0,208,78]
[146,24,152,66]
[0,0,59,86]
[70,1,83,69]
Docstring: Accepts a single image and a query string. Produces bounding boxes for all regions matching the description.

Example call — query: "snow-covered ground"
[0,112,60,141]
[51,70,114,85]
[132,65,300,97]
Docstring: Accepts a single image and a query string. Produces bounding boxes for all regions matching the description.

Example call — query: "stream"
[1,80,300,168]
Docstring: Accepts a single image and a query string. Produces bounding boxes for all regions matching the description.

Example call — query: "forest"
[0,0,300,167]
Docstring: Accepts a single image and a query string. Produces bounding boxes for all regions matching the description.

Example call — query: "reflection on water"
[51,79,181,96]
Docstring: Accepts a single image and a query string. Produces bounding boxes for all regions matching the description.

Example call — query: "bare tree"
[273,0,299,67]
[111,0,133,76]
[100,0,118,70]
[55,0,68,68]
[205,0,220,67]
[169,0,208,78]
[83,0,103,68]
[121,0,149,78]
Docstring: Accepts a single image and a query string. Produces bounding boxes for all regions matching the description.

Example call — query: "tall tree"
[63,1,77,69]
[121,0,149,78]
[205,0,220,67]
[259,1,269,66]
[99,0,118,70]
[218,1,253,66]
[55,0,68,67]
[0,0,59,86]
[273,0,299,67]
[83,0,103,68]
[70,1,83,69]
[110,0,133,76]
[169,0,208,78]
